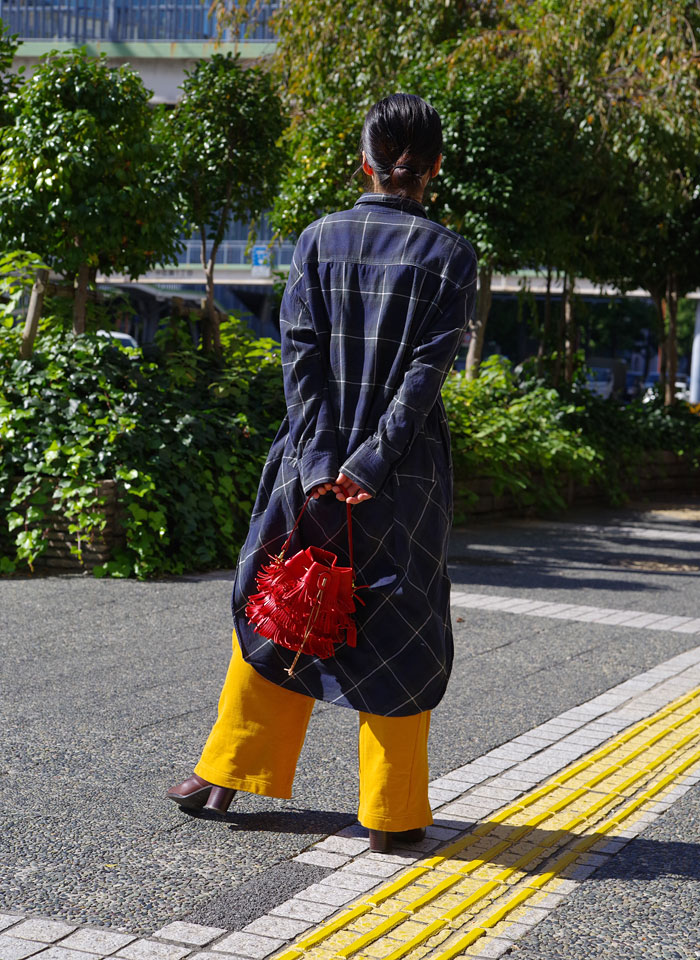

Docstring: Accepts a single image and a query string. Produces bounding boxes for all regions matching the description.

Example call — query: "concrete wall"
[11,39,275,103]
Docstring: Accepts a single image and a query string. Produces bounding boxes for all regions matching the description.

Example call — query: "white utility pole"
[690,302,700,405]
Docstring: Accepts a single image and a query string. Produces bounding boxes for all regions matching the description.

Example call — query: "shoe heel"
[203,786,237,816]
[369,830,392,853]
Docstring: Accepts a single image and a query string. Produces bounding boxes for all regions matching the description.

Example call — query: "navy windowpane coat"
[232,193,477,716]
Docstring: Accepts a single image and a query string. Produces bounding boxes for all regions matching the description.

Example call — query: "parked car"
[642,373,690,403]
[98,329,139,349]
[584,366,615,400]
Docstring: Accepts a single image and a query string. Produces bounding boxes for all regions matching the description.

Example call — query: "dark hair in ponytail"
[360,93,442,198]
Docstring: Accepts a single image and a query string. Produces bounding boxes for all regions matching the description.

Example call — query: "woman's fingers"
[346,488,372,504]
[311,482,333,499]
[331,473,372,504]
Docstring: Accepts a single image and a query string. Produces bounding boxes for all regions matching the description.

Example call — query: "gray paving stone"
[560,861,599,881]
[489,776,538,792]
[393,836,441,854]
[467,785,524,802]
[549,604,600,620]
[530,891,568,909]
[6,922,77,944]
[425,825,462,841]
[644,611,696,632]
[152,925,226,948]
[32,948,102,960]
[60,932,136,955]
[269,899,337,923]
[340,858,402,878]
[447,766,491,783]
[672,619,700,633]
[486,744,537,761]
[294,883,357,906]
[428,787,460,803]
[242,916,310,939]
[430,776,476,791]
[188,953,247,960]
[335,823,366,840]
[560,732,608,747]
[312,836,368,856]
[439,802,499,820]
[293,850,350,868]
[115,941,191,960]
[466,757,515,773]
[496,768,540,786]
[433,816,475,831]
[0,924,23,937]
[319,871,381,893]
[366,851,419,865]
[592,837,628,855]
[0,937,48,960]
[465,937,512,958]
[579,853,609,867]
[210,934,285,960]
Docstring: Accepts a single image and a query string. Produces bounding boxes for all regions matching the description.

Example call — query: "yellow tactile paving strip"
[273,687,700,960]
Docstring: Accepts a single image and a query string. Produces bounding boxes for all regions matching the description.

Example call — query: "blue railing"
[0,0,278,42]
[179,213,295,270]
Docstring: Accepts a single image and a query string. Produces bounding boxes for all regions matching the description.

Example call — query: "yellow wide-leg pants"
[194,633,433,832]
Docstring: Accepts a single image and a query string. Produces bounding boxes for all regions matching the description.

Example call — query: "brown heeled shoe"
[202,785,237,816]
[369,827,426,853]
[166,774,237,815]
[166,773,213,810]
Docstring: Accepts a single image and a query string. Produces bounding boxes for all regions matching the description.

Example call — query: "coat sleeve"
[280,257,339,496]
[339,266,477,498]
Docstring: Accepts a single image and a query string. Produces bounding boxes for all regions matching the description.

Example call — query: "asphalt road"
[1,497,699,954]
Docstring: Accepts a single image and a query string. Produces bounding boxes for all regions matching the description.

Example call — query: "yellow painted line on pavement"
[432,745,700,960]
[272,686,700,960]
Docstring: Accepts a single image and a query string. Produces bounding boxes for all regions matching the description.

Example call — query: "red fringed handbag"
[246,496,361,677]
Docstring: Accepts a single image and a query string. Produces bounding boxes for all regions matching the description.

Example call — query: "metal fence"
[179,214,295,269]
[0,0,278,42]
[178,238,294,269]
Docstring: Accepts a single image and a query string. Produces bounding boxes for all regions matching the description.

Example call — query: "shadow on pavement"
[177,805,354,836]
[429,821,700,882]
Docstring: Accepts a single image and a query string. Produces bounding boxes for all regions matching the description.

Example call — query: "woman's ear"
[362,150,374,177]
[431,154,443,178]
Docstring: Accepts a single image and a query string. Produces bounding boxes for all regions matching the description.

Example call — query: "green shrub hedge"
[443,355,700,511]
[0,320,285,577]
[2,338,699,578]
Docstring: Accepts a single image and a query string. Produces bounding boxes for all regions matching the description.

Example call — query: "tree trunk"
[537,267,552,379]
[73,263,90,335]
[651,291,667,401]
[204,261,222,358]
[465,263,493,380]
[563,273,576,385]
[665,272,678,406]
[553,274,565,388]
[20,267,50,360]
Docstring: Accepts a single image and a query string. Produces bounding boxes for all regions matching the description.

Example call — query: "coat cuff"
[299,449,338,496]
[339,440,388,498]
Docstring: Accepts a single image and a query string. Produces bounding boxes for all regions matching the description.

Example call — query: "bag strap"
[280,494,354,571]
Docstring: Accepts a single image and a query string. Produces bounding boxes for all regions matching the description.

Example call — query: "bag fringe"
[246,554,359,661]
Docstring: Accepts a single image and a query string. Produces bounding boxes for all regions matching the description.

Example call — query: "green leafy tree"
[165,53,285,356]
[0,48,183,342]
[265,0,499,238]
[0,19,22,129]
[422,59,576,378]
[461,0,700,389]
[608,141,700,403]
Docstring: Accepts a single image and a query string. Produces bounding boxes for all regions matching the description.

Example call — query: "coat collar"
[354,192,428,219]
